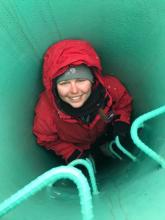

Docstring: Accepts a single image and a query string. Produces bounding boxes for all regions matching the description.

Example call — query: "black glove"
[67,149,90,164]
[113,121,130,142]
[112,121,134,157]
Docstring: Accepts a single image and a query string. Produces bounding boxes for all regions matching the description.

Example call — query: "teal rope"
[131,105,165,168]
[0,166,94,220]
[108,139,137,161]
[108,140,123,160]
[115,136,137,162]
[86,155,97,174]
[69,159,99,195]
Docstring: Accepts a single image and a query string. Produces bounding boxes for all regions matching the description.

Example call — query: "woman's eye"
[59,81,69,85]
[77,79,86,82]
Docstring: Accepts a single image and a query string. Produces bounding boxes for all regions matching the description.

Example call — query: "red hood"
[43,39,104,90]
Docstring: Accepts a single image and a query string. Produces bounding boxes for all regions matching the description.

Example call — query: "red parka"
[33,39,132,163]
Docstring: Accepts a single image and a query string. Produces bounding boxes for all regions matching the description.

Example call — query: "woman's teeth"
[71,96,81,100]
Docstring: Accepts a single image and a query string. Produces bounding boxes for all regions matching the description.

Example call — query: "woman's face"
[57,79,92,108]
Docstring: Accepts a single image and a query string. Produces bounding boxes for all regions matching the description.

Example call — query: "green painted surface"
[0,1,165,219]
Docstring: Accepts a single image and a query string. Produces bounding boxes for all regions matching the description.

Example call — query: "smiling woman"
[57,78,92,108]
[0,1,165,219]
[56,65,93,108]
[33,39,133,165]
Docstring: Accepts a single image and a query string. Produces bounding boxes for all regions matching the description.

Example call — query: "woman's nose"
[70,82,78,93]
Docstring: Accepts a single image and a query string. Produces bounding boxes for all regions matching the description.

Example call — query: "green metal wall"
[0,1,165,219]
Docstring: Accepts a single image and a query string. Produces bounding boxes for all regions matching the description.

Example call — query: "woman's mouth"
[69,96,82,101]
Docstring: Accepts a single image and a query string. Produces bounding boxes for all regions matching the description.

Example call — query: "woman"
[33,39,133,165]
